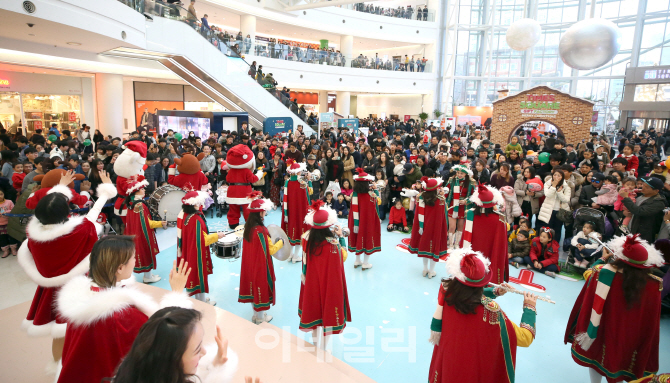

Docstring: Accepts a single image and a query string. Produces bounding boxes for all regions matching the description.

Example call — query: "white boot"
[453,231,462,249]
[362,254,372,270]
[354,254,362,268]
[447,233,455,249]
[291,245,302,263]
[422,258,429,277]
[252,312,273,324]
[143,272,161,284]
[427,260,437,279]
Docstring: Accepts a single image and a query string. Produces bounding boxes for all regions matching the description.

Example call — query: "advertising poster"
[264,117,293,136]
[337,118,359,133]
[135,101,184,130]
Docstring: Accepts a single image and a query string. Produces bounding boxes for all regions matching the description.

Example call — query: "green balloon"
[174,133,183,141]
[48,134,57,142]
[538,152,550,164]
[83,139,92,146]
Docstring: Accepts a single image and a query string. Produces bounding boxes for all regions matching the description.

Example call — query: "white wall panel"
[356,94,425,118]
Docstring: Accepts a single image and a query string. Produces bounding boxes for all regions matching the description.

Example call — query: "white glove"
[254,170,264,179]
[401,188,419,198]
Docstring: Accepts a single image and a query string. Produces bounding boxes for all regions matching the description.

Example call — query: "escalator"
[107,0,309,131]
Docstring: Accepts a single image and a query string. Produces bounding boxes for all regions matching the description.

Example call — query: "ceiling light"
[66,42,81,46]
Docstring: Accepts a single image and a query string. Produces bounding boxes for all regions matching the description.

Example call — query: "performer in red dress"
[463,183,510,284]
[177,191,224,304]
[17,170,117,368]
[113,141,147,223]
[564,234,664,383]
[428,248,538,383]
[225,145,263,229]
[408,176,448,278]
[281,159,312,263]
[299,200,351,350]
[238,192,284,324]
[444,164,476,249]
[55,236,192,383]
[124,179,166,284]
[348,168,381,270]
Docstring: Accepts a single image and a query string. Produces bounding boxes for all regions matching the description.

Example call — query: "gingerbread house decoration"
[490,85,594,144]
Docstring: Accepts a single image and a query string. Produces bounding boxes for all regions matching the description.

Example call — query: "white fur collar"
[57,275,159,326]
[26,215,85,243]
[17,241,90,287]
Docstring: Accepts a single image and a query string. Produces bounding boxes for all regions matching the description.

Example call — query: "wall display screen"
[644,69,670,80]
[157,110,213,139]
[135,101,184,130]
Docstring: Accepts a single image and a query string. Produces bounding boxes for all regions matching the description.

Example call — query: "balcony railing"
[340,3,436,22]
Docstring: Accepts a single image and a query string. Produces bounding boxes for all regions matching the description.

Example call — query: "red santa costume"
[225,145,263,229]
[348,168,381,270]
[18,182,117,342]
[238,192,284,324]
[281,159,312,263]
[124,179,164,283]
[113,141,147,220]
[168,153,210,191]
[428,249,537,383]
[408,177,449,278]
[55,276,192,383]
[614,153,639,177]
[564,234,664,383]
[177,191,220,304]
[462,183,510,284]
[25,186,89,210]
[298,201,351,350]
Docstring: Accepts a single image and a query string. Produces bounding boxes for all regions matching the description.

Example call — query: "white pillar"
[95,73,123,138]
[319,90,329,113]
[340,35,353,65]
[336,91,351,117]
[240,15,256,56]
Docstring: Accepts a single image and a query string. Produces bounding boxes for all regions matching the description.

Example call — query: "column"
[340,35,353,66]
[240,15,256,56]
[318,90,329,113]
[336,91,351,117]
[95,73,123,138]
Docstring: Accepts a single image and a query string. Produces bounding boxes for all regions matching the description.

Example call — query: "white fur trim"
[47,185,73,201]
[183,191,208,207]
[225,196,255,205]
[26,215,85,243]
[159,292,194,309]
[452,165,473,177]
[354,174,375,182]
[127,180,149,195]
[197,344,239,383]
[21,318,67,338]
[96,183,118,201]
[304,205,338,227]
[18,241,91,287]
[46,358,59,376]
[249,198,274,212]
[226,157,255,169]
[421,177,443,191]
[57,276,160,326]
[444,247,491,283]
[287,162,307,174]
[80,190,91,200]
[606,235,664,268]
[469,185,504,207]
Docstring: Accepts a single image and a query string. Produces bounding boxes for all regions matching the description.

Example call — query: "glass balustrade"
[343,3,436,22]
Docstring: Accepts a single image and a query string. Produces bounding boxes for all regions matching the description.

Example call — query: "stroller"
[562,207,611,269]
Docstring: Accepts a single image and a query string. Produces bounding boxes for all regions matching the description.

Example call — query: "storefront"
[619,65,670,133]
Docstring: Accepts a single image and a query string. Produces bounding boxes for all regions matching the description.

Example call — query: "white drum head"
[157,189,186,221]
[220,234,239,244]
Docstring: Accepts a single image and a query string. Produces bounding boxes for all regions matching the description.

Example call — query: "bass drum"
[149,185,186,222]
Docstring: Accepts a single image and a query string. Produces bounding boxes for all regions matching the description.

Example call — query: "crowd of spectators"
[353,3,432,21]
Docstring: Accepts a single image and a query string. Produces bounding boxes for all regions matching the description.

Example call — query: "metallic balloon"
[559,18,621,70]
[505,18,542,51]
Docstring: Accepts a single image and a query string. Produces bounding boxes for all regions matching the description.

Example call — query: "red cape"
[25,187,89,210]
[564,267,661,382]
[177,212,213,295]
[408,197,448,261]
[470,212,509,283]
[347,192,381,255]
[238,225,276,311]
[299,236,351,335]
[170,171,209,191]
[125,201,160,273]
[281,178,311,245]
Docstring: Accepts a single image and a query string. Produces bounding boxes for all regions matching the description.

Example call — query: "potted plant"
[434,109,443,119]
[419,112,428,122]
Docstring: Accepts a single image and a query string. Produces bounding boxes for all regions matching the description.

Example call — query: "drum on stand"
[149,185,186,223]
[212,233,242,261]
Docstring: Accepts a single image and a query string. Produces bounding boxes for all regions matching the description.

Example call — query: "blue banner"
[338,118,359,133]
[264,117,293,136]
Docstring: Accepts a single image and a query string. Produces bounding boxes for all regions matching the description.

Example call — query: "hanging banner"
[264,117,293,136]
[337,118,359,133]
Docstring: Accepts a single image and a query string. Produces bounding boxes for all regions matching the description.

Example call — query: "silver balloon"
[506,18,542,51]
[559,18,621,70]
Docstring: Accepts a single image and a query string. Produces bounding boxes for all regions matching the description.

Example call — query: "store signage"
[320,112,334,123]
[520,94,560,117]
[644,68,670,80]
[33,120,43,130]
[337,118,359,133]
[0,79,9,86]
[68,112,77,122]
[263,117,293,136]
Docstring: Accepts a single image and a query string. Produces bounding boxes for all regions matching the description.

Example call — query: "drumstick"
[488,282,556,304]
[164,209,167,221]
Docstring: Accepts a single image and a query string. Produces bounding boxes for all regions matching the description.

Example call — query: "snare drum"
[212,234,242,260]
[149,185,186,222]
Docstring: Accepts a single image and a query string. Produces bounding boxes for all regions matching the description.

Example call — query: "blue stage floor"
[150,209,670,382]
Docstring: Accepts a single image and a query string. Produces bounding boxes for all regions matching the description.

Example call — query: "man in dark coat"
[621,177,667,243]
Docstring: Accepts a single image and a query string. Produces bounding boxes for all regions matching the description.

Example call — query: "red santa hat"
[445,248,491,287]
[286,159,306,174]
[420,176,442,191]
[470,183,504,208]
[127,179,149,195]
[607,234,664,269]
[353,167,374,182]
[304,200,338,229]
[226,144,255,169]
[246,191,274,212]
[122,140,147,159]
[181,191,207,207]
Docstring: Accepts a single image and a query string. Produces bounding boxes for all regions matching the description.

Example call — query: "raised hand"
[169,259,191,292]
[213,325,229,367]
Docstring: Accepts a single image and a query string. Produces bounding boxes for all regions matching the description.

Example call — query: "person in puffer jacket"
[500,185,522,224]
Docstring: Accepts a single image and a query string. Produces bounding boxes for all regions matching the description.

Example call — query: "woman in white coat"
[536,169,570,241]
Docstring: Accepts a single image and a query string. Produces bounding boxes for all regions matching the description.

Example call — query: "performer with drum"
[427,248,538,383]
[348,168,381,270]
[564,234,664,383]
[408,176,448,279]
[238,192,284,324]
[281,159,312,264]
[124,179,167,284]
[177,191,225,305]
[299,200,351,350]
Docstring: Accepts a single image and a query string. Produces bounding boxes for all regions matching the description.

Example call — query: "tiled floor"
[2,209,669,382]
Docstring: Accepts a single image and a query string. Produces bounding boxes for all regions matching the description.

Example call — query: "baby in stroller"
[565,207,608,268]
[569,221,601,268]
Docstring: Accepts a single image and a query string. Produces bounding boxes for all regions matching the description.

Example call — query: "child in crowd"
[508,230,531,269]
[387,198,409,232]
[592,175,618,207]
[651,161,668,179]
[376,169,389,221]
[521,227,559,278]
[569,221,600,268]
[508,218,536,243]
[614,177,637,226]
[11,162,24,193]
[323,191,334,209]
[333,192,349,218]
[0,190,17,258]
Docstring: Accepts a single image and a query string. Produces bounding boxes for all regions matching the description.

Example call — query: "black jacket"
[579,185,599,207]
[623,193,667,243]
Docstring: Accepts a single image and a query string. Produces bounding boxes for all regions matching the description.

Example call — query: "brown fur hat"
[33,169,84,189]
